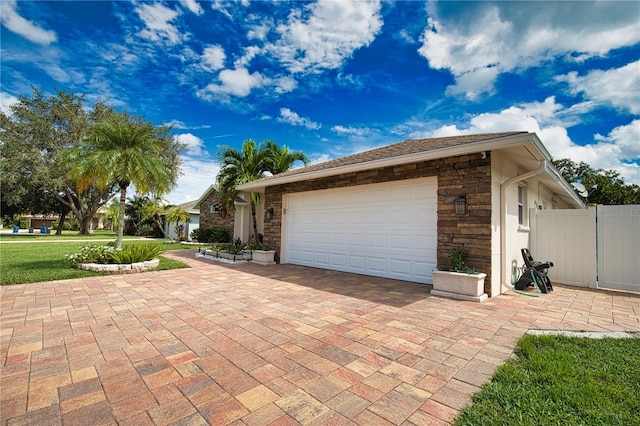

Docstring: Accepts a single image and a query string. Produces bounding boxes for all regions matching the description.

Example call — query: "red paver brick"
[241,403,286,426]
[147,394,197,426]
[197,393,250,425]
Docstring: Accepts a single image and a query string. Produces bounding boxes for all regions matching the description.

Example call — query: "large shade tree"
[1,88,119,234]
[553,158,640,205]
[217,139,309,241]
[69,113,184,248]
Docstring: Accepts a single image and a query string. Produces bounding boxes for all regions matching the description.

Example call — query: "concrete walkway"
[1,249,638,425]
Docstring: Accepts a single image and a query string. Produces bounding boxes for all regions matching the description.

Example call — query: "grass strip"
[454,334,640,426]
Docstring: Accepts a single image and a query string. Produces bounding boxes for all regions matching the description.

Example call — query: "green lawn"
[0,240,192,285]
[454,334,640,426]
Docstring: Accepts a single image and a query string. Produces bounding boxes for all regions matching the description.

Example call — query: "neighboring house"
[194,186,239,239]
[234,132,584,298]
[162,200,200,241]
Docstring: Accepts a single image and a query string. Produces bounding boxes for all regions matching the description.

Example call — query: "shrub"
[109,243,161,264]
[123,225,137,236]
[136,225,153,236]
[191,227,230,243]
[65,244,119,265]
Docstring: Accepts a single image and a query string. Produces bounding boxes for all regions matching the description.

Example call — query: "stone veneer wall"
[263,153,493,295]
[198,191,235,238]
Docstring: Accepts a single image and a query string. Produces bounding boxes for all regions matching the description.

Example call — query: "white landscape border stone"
[196,251,250,264]
[77,258,160,274]
[527,330,640,339]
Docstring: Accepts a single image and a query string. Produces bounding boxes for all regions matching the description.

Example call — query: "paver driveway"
[1,249,639,425]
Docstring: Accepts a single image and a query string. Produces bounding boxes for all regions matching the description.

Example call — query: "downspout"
[500,160,548,294]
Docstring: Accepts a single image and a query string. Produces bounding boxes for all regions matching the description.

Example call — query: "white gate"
[531,205,640,292]
[530,208,597,288]
[596,205,640,292]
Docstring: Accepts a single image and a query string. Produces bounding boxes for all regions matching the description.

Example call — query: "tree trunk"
[78,216,93,235]
[116,186,127,249]
[250,199,259,243]
[56,211,67,235]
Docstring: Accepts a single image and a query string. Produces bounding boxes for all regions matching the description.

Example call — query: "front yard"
[0,238,191,285]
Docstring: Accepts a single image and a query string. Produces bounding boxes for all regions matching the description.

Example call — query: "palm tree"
[165,207,190,240]
[142,197,173,240]
[70,114,183,248]
[105,198,120,231]
[264,140,309,174]
[217,139,271,241]
[217,139,309,241]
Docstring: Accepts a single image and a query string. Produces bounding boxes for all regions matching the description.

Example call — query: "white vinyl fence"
[530,205,639,293]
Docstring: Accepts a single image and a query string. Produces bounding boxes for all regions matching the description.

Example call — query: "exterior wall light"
[454,196,467,215]
[265,208,274,222]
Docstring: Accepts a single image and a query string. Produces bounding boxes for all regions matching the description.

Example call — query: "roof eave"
[193,185,217,209]
[237,133,535,191]
[543,162,587,209]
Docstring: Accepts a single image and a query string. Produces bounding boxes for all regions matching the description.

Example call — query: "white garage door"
[283,177,437,284]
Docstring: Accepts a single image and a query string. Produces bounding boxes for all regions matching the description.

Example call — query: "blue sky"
[1,0,639,204]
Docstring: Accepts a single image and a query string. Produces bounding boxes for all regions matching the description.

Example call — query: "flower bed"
[197,249,251,263]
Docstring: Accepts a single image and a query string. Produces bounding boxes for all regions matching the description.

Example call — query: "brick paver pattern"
[1,249,638,425]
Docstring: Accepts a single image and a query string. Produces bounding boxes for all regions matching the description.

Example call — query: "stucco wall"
[491,151,576,295]
[262,153,494,294]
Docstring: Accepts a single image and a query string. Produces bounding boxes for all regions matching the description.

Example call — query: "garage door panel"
[349,234,365,247]
[317,232,330,244]
[368,257,387,272]
[368,234,387,249]
[415,261,433,278]
[331,254,347,267]
[285,177,437,284]
[349,255,365,270]
[390,259,411,275]
[315,252,330,265]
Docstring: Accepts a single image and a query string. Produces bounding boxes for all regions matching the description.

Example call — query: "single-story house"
[162,200,200,241]
[193,185,240,239]
[233,131,584,297]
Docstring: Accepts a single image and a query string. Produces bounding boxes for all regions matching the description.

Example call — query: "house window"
[210,201,222,214]
[518,186,526,225]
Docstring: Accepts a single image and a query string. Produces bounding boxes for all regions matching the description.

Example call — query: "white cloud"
[136,3,185,46]
[418,3,640,99]
[201,45,226,71]
[0,91,19,116]
[267,76,298,94]
[167,156,220,204]
[331,125,372,137]
[198,67,264,98]
[247,21,272,41]
[278,108,321,130]
[233,46,261,68]
[420,98,639,185]
[181,0,203,15]
[0,0,57,45]
[309,153,332,165]
[174,133,209,157]
[271,0,383,73]
[557,60,640,115]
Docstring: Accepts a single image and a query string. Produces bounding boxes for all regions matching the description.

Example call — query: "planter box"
[203,250,252,261]
[251,250,276,265]
[431,270,488,302]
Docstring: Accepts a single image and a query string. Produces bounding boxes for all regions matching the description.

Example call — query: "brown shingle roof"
[257,131,528,183]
